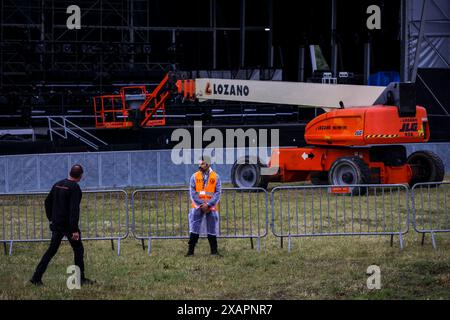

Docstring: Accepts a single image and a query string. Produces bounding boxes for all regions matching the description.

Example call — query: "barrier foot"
[288,236,292,252]
[421,233,426,246]
[431,232,437,249]
[9,241,13,256]
[147,239,152,256]
[111,239,115,251]
[117,239,121,256]
[141,239,145,251]
[390,235,394,247]
[3,243,6,255]
[250,237,254,250]
[280,237,283,249]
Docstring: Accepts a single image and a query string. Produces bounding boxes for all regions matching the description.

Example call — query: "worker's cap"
[70,164,84,179]
[198,155,212,166]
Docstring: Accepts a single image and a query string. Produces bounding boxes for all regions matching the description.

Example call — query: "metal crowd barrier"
[411,182,450,249]
[0,190,128,255]
[3,182,450,257]
[131,188,269,254]
[271,184,410,251]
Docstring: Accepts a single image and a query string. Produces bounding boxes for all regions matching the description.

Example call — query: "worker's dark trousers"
[31,231,85,281]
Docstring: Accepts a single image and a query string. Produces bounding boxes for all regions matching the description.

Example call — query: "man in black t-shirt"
[30,164,94,286]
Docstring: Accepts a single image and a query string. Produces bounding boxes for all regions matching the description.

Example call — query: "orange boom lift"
[175,77,444,193]
[93,73,444,193]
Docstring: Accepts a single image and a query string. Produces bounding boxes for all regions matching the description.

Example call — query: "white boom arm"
[194,78,386,109]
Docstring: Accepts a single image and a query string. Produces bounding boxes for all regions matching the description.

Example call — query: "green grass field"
[1,233,449,300]
[1,183,449,300]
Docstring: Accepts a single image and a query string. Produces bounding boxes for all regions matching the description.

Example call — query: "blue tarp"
[369,71,400,86]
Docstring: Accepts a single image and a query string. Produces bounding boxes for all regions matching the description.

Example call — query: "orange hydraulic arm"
[137,73,170,127]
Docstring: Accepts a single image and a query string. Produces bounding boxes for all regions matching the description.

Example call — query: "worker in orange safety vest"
[187,156,222,256]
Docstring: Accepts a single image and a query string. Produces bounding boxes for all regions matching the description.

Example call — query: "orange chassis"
[269,146,412,184]
[266,105,429,185]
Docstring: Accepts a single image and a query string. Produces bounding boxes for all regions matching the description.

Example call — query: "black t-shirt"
[45,179,82,233]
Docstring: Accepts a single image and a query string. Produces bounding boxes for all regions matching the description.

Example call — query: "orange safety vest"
[191,170,218,211]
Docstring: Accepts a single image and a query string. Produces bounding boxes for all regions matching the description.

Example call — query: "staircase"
[47,117,108,151]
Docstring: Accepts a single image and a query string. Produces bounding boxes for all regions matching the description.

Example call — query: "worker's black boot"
[207,234,220,256]
[186,233,199,256]
[29,278,44,286]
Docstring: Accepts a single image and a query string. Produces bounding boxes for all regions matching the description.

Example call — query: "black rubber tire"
[231,156,269,190]
[328,157,371,196]
[407,150,445,187]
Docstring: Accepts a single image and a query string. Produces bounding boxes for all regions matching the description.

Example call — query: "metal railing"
[0,190,128,255]
[411,182,450,248]
[131,188,269,254]
[47,116,108,150]
[2,182,450,256]
[271,184,410,251]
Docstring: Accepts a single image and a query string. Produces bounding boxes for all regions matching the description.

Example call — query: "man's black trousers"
[32,231,85,281]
